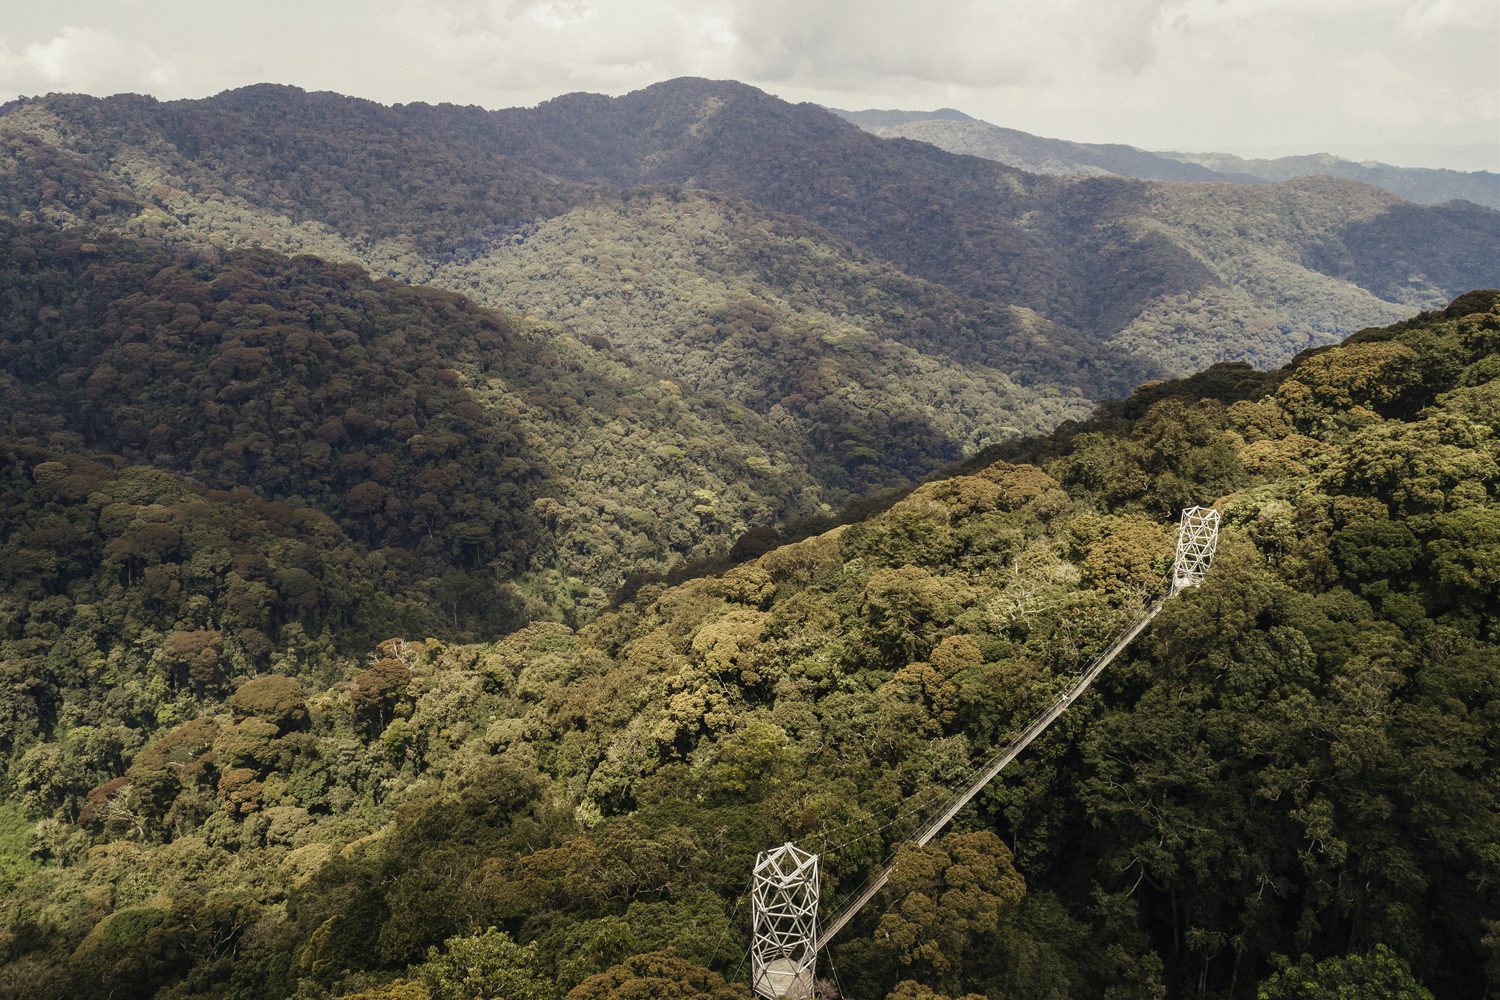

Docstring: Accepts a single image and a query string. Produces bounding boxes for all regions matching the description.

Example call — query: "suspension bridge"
[749,506,1222,999]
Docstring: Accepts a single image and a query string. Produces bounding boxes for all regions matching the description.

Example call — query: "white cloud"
[1401,0,1500,34]
[381,0,738,98]
[716,0,1185,89]
[2,25,181,97]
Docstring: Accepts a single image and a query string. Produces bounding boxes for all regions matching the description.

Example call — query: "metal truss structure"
[751,843,819,1000]
[1172,505,1221,594]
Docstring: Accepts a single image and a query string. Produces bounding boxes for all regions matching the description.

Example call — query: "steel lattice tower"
[1172,505,1221,593]
[751,843,819,1000]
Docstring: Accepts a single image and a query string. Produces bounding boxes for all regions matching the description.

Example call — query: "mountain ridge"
[836,105,1500,208]
[6,78,1494,376]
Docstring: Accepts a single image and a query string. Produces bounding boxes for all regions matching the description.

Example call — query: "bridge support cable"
[748,506,1221,1000]
[814,598,1163,950]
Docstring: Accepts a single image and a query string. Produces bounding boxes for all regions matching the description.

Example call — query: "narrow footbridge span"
[750,506,1222,1000]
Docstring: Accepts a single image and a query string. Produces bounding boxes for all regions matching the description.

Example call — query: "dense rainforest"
[0,289,1493,999]
[5,220,1050,623]
[1,73,1497,1000]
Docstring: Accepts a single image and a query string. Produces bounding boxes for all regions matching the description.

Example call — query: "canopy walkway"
[750,506,1221,1000]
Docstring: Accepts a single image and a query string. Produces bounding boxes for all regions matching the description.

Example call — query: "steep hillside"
[0,440,460,750]
[7,222,1016,624]
[431,189,1108,442]
[0,294,1493,999]
[0,225,545,578]
[1104,178,1500,371]
[840,107,1500,208]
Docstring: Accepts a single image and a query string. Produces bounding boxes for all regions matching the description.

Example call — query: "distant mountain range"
[835,107,1500,209]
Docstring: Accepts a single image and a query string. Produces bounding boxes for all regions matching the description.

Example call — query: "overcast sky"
[3,0,1497,170]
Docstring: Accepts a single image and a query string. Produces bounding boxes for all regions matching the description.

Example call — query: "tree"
[564,952,751,1000]
[1257,945,1435,1000]
[1081,514,1170,598]
[859,566,962,666]
[352,658,413,730]
[703,718,793,798]
[416,929,558,1000]
[1428,504,1500,602]
[886,982,985,1000]
[1275,341,1421,425]
[1331,412,1497,515]
[13,742,86,818]
[344,983,432,1000]
[160,628,224,691]
[227,675,309,733]
[874,831,1026,982]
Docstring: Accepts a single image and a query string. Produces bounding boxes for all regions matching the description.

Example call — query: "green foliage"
[227,676,309,733]
[874,831,1026,981]
[563,951,750,1000]
[1257,945,1434,1000]
[0,222,544,587]
[0,276,1492,999]
[886,982,986,1000]
[413,928,558,1000]
[0,801,34,882]
[343,982,432,1000]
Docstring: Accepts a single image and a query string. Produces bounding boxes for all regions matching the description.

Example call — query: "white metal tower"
[751,843,819,1000]
[1171,505,1221,594]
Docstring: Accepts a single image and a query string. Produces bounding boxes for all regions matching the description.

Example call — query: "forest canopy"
[0,292,1492,999]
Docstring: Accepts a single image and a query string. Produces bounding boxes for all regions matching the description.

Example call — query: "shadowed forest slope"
[4,221,1014,624]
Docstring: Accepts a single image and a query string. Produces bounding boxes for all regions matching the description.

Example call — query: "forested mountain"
[3,78,1497,382]
[838,107,1500,208]
[1158,148,1500,209]
[0,220,1112,624]
[0,291,1493,999]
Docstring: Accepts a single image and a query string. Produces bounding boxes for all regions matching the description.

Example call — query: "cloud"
[382,0,738,97]
[719,0,1182,89]
[1,25,181,97]
[1401,0,1500,34]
